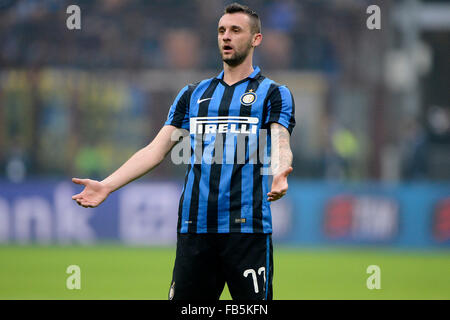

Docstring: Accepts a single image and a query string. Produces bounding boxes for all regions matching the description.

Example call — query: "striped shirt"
[165,66,295,234]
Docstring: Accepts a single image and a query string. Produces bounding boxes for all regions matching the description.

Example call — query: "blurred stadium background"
[0,0,449,299]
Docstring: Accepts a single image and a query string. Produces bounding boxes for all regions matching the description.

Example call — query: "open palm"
[71,178,110,208]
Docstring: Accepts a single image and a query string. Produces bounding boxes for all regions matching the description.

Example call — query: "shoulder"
[262,79,293,103]
[256,73,290,94]
[268,81,292,96]
[183,77,217,95]
[180,81,200,95]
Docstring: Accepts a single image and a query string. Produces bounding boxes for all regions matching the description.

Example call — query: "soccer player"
[71,3,295,300]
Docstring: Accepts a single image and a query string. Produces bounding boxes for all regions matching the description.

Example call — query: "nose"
[222,29,231,42]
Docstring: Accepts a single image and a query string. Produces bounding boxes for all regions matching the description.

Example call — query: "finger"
[272,187,287,195]
[80,200,93,207]
[73,196,86,203]
[83,200,98,207]
[75,199,89,207]
[72,194,82,200]
[72,178,88,185]
[274,193,284,200]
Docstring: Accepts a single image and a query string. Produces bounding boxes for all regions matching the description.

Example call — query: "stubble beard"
[221,41,253,67]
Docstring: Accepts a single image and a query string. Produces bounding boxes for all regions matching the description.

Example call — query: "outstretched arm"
[72,125,183,208]
[267,123,293,202]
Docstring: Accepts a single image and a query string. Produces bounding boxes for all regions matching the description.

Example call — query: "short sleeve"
[164,85,190,130]
[264,85,296,135]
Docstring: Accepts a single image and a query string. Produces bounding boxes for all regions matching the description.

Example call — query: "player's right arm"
[72,125,182,208]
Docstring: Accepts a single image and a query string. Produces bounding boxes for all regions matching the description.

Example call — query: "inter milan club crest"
[240,89,257,106]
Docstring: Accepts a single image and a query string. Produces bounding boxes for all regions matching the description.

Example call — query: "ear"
[252,33,262,47]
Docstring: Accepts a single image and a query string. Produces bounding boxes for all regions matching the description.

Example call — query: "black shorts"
[169,233,273,300]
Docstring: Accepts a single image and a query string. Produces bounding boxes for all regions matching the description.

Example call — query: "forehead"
[218,13,251,30]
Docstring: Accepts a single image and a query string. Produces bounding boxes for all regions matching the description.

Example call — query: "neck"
[222,56,254,86]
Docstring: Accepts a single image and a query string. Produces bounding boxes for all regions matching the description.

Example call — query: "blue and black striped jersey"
[165,66,295,234]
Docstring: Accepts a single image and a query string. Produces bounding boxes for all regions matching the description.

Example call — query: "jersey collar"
[216,66,261,80]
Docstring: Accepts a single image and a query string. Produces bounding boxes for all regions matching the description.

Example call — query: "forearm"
[100,146,162,193]
[270,123,293,175]
[101,125,178,193]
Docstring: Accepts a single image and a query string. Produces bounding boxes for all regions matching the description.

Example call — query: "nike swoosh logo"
[197,98,212,104]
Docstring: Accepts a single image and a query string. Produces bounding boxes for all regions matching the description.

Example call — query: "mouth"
[222,45,233,54]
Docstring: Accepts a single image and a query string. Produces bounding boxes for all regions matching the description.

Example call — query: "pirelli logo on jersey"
[170,115,271,172]
[190,116,259,135]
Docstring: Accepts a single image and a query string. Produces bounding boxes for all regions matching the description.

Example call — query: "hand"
[267,166,293,202]
[71,178,110,208]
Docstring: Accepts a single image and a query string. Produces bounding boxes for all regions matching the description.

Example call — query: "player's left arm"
[267,122,293,202]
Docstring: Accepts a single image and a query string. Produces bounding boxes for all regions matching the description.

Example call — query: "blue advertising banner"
[281,182,450,248]
[0,180,449,248]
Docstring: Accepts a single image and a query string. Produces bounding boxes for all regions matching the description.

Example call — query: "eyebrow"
[218,25,243,31]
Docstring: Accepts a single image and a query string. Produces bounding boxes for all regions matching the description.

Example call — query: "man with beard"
[71,3,295,300]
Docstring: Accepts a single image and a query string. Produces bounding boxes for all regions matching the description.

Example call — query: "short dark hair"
[224,3,261,34]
